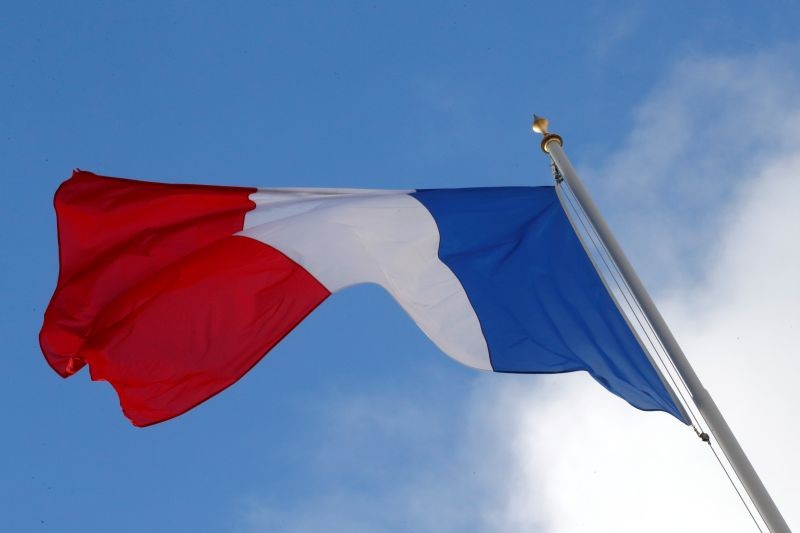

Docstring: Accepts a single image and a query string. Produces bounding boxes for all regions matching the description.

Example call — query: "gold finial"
[531,114,563,153]
[531,114,549,135]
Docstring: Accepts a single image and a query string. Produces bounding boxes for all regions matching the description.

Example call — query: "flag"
[40,170,687,426]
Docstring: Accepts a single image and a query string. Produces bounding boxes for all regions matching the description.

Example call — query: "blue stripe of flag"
[412,186,687,422]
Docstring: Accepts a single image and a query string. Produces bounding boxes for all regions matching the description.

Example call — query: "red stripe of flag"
[40,171,330,426]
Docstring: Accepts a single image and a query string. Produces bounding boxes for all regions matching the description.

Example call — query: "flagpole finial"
[531,114,549,134]
[531,114,563,153]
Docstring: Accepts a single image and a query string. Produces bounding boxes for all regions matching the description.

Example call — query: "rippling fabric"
[41,171,687,426]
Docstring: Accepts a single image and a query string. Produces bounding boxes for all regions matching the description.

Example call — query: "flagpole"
[532,116,790,533]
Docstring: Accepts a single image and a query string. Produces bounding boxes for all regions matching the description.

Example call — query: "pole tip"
[531,114,563,153]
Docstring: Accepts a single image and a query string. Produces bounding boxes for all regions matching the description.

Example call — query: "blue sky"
[2,3,799,532]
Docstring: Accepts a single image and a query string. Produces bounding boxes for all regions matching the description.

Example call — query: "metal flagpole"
[531,115,791,533]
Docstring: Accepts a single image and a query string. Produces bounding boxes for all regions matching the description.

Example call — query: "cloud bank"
[499,49,800,532]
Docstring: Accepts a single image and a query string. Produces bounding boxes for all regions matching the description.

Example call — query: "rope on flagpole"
[556,179,703,430]
[708,438,767,532]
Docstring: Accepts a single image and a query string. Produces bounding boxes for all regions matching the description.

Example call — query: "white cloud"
[590,7,643,60]
[235,388,503,533]
[497,49,800,532]
[589,48,800,290]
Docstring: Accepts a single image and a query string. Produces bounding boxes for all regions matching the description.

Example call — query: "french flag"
[40,171,687,426]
